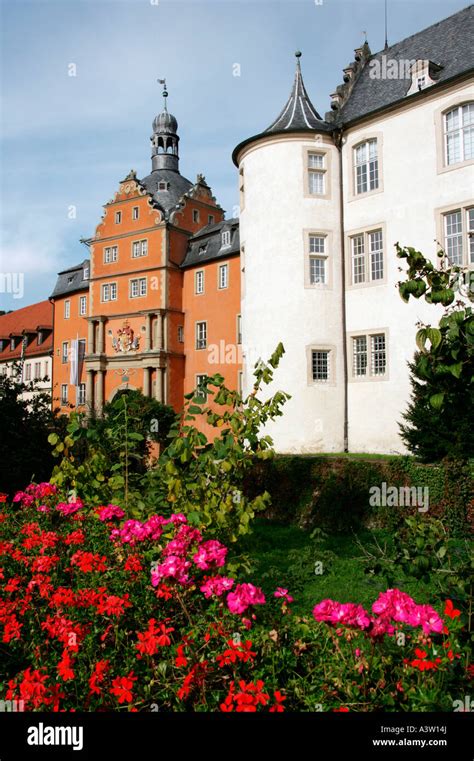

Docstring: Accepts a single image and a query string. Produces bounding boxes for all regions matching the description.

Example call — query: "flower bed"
[0,483,469,711]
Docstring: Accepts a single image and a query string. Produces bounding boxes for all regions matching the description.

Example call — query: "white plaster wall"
[239,135,345,452]
[343,80,474,452]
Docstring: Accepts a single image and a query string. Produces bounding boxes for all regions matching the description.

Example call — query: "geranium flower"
[89,660,110,695]
[57,649,75,681]
[96,504,125,522]
[200,576,234,599]
[227,583,266,615]
[274,588,294,603]
[444,599,461,619]
[110,671,137,704]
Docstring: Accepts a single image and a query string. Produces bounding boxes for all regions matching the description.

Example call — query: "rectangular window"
[130,278,147,298]
[445,104,474,165]
[221,231,231,247]
[64,300,70,319]
[468,208,474,264]
[208,215,214,225]
[352,336,368,377]
[79,295,87,316]
[354,139,378,194]
[61,384,68,405]
[351,333,387,379]
[115,211,122,224]
[195,270,204,295]
[77,383,86,406]
[104,246,118,263]
[178,326,184,343]
[62,341,69,364]
[195,374,207,403]
[371,334,386,376]
[193,210,200,224]
[24,364,31,381]
[444,210,463,265]
[101,283,117,302]
[195,321,207,350]
[311,350,329,382]
[218,263,229,289]
[132,240,148,258]
[308,234,327,285]
[237,314,242,345]
[351,235,365,283]
[132,206,139,220]
[369,230,384,280]
[308,152,325,195]
[34,362,41,380]
[238,371,243,395]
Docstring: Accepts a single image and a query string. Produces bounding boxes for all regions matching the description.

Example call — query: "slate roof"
[0,300,53,361]
[50,259,90,299]
[336,5,474,124]
[266,54,328,132]
[140,169,194,217]
[181,218,240,269]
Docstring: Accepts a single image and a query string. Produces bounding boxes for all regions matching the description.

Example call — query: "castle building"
[48,5,473,452]
[0,301,53,401]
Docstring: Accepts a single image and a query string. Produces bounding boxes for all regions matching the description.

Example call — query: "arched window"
[444,103,474,165]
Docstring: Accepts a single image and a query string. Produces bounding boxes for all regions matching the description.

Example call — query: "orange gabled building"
[50,89,241,429]
[50,260,89,412]
[0,301,53,399]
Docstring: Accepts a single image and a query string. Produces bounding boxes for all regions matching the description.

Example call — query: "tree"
[396,244,474,461]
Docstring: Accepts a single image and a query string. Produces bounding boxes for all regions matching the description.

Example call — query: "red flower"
[96,594,131,617]
[155,583,173,601]
[89,660,110,695]
[124,555,143,573]
[63,529,85,546]
[216,639,256,667]
[57,649,75,681]
[444,599,461,620]
[333,707,350,712]
[0,493,7,503]
[269,691,286,712]
[136,619,174,657]
[110,671,137,704]
[70,550,107,573]
[175,645,188,668]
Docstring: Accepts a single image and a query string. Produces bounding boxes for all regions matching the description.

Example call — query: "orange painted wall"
[182,253,241,440]
[51,291,88,413]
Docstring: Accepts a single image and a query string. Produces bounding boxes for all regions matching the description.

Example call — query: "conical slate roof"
[265,52,325,132]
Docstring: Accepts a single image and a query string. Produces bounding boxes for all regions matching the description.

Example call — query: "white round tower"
[233,53,345,453]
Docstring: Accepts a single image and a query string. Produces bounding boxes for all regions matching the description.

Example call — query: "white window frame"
[62,341,69,364]
[24,363,31,381]
[61,384,68,405]
[236,314,242,345]
[195,374,208,402]
[132,239,148,258]
[79,295,87,316]
[195,270,204,295]
[77,383,86,406]
[308,235,327,285]
[129,277,147,298]
[350,331,388,381]
[132,206,139,220]
[354,139,379,195]
[101,282,117,302]
[218,263,229,289]
[104,246,118,264]
[308,152,326,195]
[64,300,70,319]
[221,230,231,247]
[195,321,207,350]
[349,228,384,286]
[311,349,330,383]
[444,103,474,166]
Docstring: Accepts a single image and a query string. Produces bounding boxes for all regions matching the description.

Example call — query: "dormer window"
[406,59,441,96]
[10,337,15,351]
[37,331,43,346]
[221,230,231,247]
[198,244,207,256]
[67,275,74,285]
[158,181,169,191]
[83,267,89,280]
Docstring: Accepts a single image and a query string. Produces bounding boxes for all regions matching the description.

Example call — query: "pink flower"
[151,555,192,586]
[97,504,125,522]
[312,600,371,630]
[200,576,234,598]
[274,588,294,603]
[227,583,266,615]
[56,500,83,516]
[193,540,227,570]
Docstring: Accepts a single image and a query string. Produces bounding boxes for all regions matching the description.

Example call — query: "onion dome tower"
[151,81,180,172]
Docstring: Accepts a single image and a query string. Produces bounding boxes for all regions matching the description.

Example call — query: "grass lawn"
[233,519,439,615]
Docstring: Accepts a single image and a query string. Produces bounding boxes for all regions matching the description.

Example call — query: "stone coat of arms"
[112,322,140,353]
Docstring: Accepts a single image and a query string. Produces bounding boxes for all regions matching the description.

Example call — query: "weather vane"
[157,78,168,108]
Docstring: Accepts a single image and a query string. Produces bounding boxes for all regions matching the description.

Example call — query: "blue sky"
[0,0,469,310]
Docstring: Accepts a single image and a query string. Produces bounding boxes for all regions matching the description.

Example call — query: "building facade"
[45,5,473,452]
[0,301,53,401]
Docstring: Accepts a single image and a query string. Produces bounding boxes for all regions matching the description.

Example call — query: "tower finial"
[157,78,168,110]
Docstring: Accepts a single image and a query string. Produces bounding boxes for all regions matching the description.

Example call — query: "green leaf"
[429,393,445,410]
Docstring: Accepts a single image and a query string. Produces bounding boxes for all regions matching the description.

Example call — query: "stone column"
[88,321,95,354]
[155,368,163,403]
[145,314,152,351]
[86,369,94,415]
[98,320,105,354]
[95,370,104,416]
[156,312,163,351]
[143,367,150,397]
